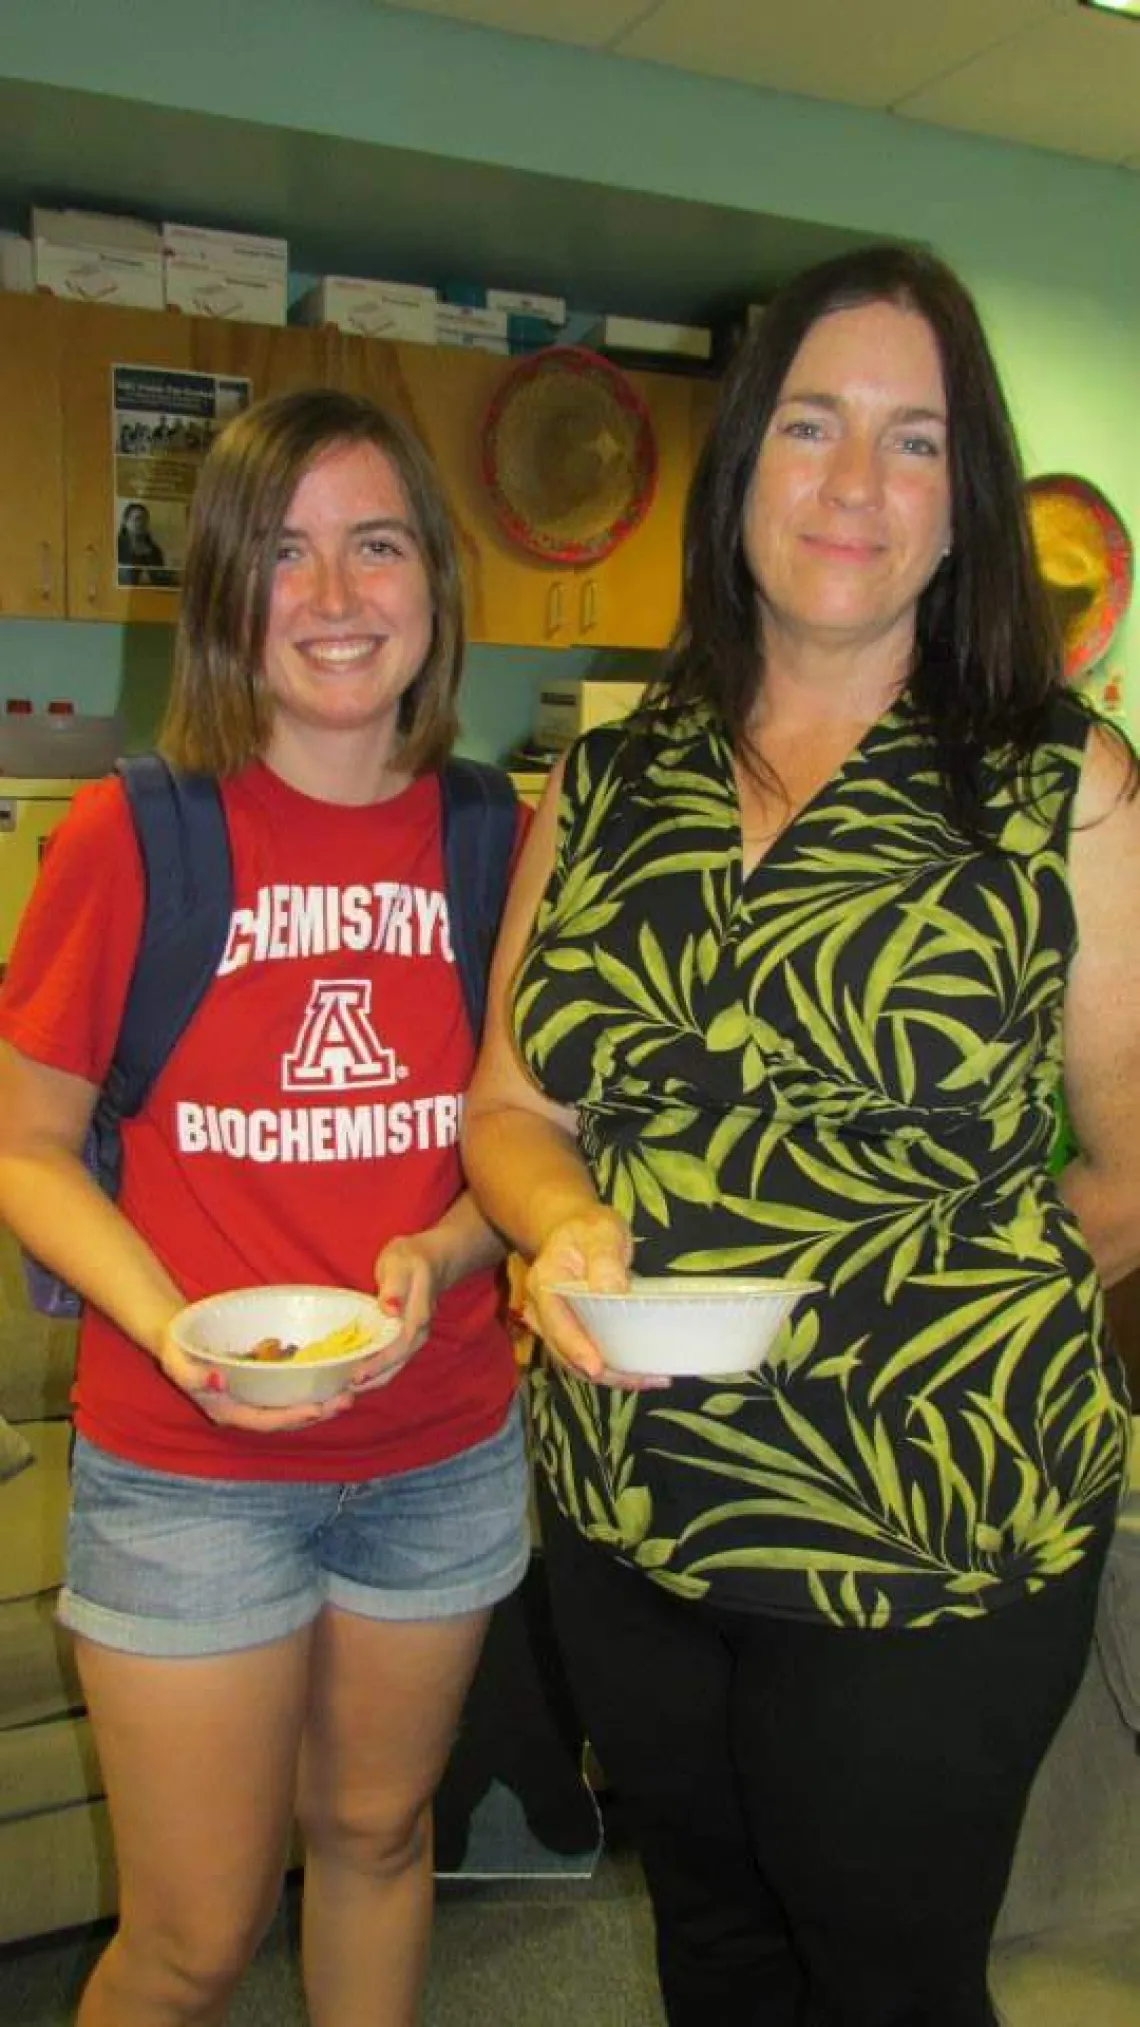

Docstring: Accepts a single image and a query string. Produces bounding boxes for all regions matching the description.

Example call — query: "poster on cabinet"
[111,364,250,589]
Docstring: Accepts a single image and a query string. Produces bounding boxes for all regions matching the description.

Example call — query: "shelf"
[0,76,872,330]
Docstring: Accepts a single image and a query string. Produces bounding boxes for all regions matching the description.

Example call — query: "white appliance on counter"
[534,678,646,749]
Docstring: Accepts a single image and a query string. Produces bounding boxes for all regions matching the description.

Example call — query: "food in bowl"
[169,1287,399,1407]
[547,1274,821,1378]
[244,1320,375,1365]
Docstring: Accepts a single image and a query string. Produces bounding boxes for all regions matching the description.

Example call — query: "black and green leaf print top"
[513,692,1131,1629]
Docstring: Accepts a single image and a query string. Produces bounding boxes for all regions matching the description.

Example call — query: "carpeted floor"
[1,1841,1137,2027]
[0,1846,665,2027]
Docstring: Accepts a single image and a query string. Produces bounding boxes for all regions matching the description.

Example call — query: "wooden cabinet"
[303,336,704,648]
[0,295,66,618]
[59,303,330,624]
[403,345,567,648]
[570,365,694,651]
[0,294,712,647]
[322,337,576,644]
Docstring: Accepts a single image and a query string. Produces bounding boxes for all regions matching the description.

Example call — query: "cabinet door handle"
[580,577,598,633]
[84,544,100,607]
[546,580,564,639]
[39,543,54,605]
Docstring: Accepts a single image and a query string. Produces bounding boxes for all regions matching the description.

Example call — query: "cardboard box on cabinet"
[436,304,509,354]
[32,208,164,311]
[163,223,288,326]
[486,286,566,325]
[581,313,712,362]
[294,276,438,343]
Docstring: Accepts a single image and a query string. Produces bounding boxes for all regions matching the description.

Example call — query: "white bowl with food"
[547,1275,820,1378]
[169,1285,399,1407]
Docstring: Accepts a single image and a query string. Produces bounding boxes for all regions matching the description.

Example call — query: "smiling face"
[260,439,435,768]
[743,299,954,665]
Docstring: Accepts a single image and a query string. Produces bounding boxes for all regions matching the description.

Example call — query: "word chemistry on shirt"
[219,883,453,974]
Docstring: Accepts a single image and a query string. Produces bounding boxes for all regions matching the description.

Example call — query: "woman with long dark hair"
[463,245,1139,2026]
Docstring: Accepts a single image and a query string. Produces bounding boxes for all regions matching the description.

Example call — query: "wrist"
[389,1226,455,1294]
[532,1195,626,1256]
[138,1298,184,1364]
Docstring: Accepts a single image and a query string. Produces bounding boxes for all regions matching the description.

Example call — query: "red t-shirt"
[0,762,518,1481]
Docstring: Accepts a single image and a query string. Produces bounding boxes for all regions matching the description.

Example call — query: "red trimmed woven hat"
[1025,473,1133,682]
[481,345,657,565]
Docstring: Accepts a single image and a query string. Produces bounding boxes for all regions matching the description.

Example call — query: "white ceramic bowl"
[169,1285,399,1407]
[547,1275,820,1378]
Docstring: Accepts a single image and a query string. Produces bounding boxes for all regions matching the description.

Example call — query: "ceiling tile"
[897,7,1140,164]
[615,0,1066,109]
[373,0,642,47]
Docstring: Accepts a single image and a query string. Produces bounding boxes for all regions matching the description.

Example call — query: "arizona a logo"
[282,980,406,1093]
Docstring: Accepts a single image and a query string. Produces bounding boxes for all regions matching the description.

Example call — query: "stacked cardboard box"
[163,223,288,326]
[294,275,438,343]
[31,208,163,310]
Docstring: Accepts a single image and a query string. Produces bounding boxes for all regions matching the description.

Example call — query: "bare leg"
[74,1628,311,2027]
[297,1605,490,2027]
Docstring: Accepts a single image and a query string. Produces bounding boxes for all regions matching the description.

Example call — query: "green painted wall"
[0,619,594,765]
[3,0,1138,745]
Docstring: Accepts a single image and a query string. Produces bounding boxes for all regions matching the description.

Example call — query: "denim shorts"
[59,1398,531,1658]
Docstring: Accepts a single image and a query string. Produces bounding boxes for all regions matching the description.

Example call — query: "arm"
[1058,723,1140,1287]
[0,780,181,1349]
[0,1043,350,1433]
[355,1191,509,1392]
[462,765,658,1388]
[0,1042,184,1352]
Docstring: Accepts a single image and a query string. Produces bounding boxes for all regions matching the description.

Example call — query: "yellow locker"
[0,779,82,969]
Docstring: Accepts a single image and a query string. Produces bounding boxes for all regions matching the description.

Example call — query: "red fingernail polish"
[381,1297,404,1314]
[205,1371,225,1394]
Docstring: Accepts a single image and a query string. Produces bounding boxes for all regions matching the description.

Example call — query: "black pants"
[536,1475,1105,2027]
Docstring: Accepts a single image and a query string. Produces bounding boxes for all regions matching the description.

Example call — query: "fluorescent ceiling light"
[1080,0,1140,17]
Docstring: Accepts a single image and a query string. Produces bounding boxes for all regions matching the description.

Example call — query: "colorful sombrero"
[481,346,657,565]
[1025,473,1133,682]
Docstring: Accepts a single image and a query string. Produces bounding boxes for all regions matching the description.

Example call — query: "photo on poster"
[112,366,251,589]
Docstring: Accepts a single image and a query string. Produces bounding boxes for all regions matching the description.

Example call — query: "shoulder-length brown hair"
[660,242,1072,834]
[160,387,465,777]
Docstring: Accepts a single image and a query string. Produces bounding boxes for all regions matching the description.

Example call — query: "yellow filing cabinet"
[0,779,82,968]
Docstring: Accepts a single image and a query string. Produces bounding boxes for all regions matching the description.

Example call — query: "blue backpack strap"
[27,755,232,1314]
[91,756,232,1188]
[441,758,518,1043]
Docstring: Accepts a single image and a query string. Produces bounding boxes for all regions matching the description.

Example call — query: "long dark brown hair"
[160,388,465,777]
[660,243,1082,834]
